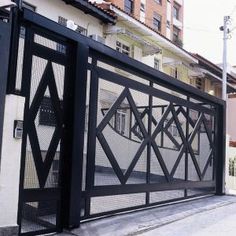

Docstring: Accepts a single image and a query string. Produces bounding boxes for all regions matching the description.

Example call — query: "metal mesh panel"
[15,26,26,91]
[187,188,215,196]
[20,29,67,235]
[34,34,66,54]
[90,193,146,215]
[21,201,57,234]
[150,190,185,204]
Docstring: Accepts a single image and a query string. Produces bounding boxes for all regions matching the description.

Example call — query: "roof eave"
[63,0,116,24]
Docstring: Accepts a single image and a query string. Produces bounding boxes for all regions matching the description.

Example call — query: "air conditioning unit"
[89,34,105,44]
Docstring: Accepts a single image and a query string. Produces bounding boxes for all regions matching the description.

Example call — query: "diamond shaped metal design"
[26,62,63,188]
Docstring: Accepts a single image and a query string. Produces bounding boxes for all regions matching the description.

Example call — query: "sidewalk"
[56,195,236,236]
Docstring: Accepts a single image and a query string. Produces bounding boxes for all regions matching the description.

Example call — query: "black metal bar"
[215,103,226,195]
[146,82,153,205]
[97,132,125,184]
[67,43,89,228]
[89,181,216,197]
[17,24,34,233]
[81,192,215,220]
[0,20,11,167]
[96,88,128,133]
[96,66,215,116]
[22,9,225,107]
[185,98,190,197]
[31,42,68,65]
[161,106,164,148]
[84,56,99,217]
[7,8,20,94]
[22,188,60,201]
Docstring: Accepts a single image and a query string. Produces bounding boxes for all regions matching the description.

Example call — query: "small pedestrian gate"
[6,9,225,236]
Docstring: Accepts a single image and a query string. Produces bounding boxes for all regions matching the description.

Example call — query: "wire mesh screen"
[150,190,185,204]
[21,201,57,234]
[82,52,217,219]
[90,193,146,215]
[19,30,67,235]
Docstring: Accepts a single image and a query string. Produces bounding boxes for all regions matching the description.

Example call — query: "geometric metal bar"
[67,43,89,228]
[96,88,128,133]
[97,132,125,184]
[89,180,216,197]
[97,66,215,116]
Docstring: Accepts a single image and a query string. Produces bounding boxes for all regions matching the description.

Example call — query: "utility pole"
[220,16,231,101]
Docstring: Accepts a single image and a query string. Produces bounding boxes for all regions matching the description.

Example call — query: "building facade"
[101,0,184,45]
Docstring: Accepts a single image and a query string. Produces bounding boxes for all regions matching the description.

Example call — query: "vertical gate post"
[215,102,226,195]
[0,20,11,166]
[7,7,20,94]
[66,42,89,228]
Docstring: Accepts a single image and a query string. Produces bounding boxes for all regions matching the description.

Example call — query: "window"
[154,0,162,4]
[58,16,87,36]
[229,158,236,176]
[173,26,180,42]
[153,12,161,31]
[169,123,179,137]
[39,97,56,127]
[173,3,180,20]
[116,41,130,56]
[124,0,134,14]
[115,110,126,135]
[57,16,87,53]
[166,20,171,28]
[154,58,160,70]
[164,119,180,137]
[195,77,205,91]
[170,67,181,80]
[140,3,145,12]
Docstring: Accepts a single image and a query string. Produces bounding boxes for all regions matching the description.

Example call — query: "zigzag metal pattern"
[96,89,214,185]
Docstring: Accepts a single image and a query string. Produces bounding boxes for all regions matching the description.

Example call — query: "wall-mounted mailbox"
[13,120,23,139]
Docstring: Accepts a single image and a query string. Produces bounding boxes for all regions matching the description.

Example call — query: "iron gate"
[11,14,78,235]
[7,9,225,236]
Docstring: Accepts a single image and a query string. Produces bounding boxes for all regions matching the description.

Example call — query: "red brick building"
[104,0,184,46]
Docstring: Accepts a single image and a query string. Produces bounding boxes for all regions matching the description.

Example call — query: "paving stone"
[55,195,236,236]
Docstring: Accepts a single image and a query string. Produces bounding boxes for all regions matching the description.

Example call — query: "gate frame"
[7,8,226,233]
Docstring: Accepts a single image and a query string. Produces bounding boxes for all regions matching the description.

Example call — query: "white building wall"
[0,95,25,227]
[25,0,103,36]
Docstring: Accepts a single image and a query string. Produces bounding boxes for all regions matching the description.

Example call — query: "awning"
[106,26,162,56]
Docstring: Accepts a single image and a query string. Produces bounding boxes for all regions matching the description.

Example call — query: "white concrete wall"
[25,0,103,37]
[226,135,236,194]
[0,95,25,227]
[227,97,236,141]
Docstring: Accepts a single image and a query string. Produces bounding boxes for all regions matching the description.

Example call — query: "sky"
[184,0,236,66]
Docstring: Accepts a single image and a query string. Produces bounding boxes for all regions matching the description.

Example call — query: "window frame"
[173,26,180,42]
[173,3,180,20]
[153,12,162,31]
[115,110,126,135]
[124,0,134,14]
[116,40,131,57]
[154,0,162,5]
[154,58,160,70]
[140,3,145,13]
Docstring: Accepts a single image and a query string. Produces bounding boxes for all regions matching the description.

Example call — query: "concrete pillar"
[0,95,25,235]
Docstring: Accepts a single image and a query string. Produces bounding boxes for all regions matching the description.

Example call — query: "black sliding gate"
[7,9,225,236]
